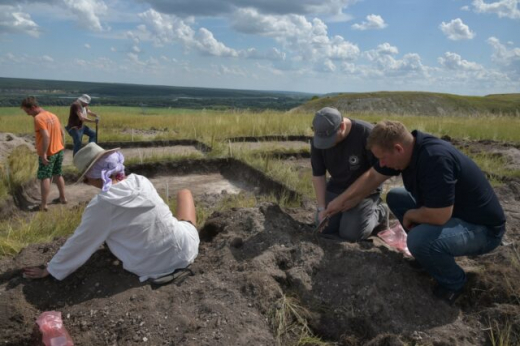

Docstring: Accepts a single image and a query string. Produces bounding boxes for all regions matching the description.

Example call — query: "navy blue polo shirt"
[374,130,506,235]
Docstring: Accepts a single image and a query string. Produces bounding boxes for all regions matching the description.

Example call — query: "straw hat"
[74,143,120,183]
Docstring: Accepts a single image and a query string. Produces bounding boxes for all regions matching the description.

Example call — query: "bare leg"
[40,178,50,211]
[54,175,67,203]
[176,189,196,227]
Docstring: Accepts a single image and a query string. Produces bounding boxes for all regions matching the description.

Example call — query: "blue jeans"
[67,125,96,156]
[386,187,503,291]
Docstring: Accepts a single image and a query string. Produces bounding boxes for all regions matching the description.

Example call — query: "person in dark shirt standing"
[325,120,506,304]
[311,107,388,241]
[66,94,99,156]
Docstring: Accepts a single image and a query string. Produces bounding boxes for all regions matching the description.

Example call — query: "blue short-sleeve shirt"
[374,130,506,235]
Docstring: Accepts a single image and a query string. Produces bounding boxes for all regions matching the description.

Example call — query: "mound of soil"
[2,186,520,345]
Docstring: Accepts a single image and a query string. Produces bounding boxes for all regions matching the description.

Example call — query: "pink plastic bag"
[377,223,413,258]
[36,311,74,346]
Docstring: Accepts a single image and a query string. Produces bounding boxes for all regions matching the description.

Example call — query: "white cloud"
[365,42,399,60]
[487,36,520,75]
[0,5,40,37]
[318,59,337,72]
[232,8,360,62]
[41,55,54,62]
[438,52,482,70]
[137,9,237,57]
[84,43,91,49]
[241,47,286,61]
[110,47,117,52]
[62,0,108,32]
[131,45,140,53]
[472,0,520,19]
[218,64,247,77]
[351,14,387,30]
[439,18,476,40]
[139,0,359,18]
[195,28,238,57]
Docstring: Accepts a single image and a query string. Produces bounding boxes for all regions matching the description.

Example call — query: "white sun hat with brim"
[74,143,120,183]
[77,94,91,104]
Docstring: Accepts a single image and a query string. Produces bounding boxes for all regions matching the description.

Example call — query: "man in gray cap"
[311,107,387,241]
[66,94,100,156]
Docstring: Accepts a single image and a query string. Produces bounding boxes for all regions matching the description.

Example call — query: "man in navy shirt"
[325,120,506,304]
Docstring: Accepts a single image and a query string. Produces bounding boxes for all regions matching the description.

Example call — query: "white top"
[47,174,199,282]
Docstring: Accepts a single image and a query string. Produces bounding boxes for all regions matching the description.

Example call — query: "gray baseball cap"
[312,107,342,149]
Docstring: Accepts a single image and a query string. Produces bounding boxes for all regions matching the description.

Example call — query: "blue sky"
[0,0,519,95]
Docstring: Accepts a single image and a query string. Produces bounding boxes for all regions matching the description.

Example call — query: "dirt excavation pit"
[2,182,520,345]
[17,158,302,212]
[229,140,310,152]
[225,136,311,152]
[62,146,204,166]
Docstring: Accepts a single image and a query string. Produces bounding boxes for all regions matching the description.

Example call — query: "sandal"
[29,204,48,212]
[51,198,68,205]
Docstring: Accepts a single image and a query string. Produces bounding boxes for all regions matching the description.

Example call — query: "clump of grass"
[0,206,83,257]
[488,319,519,346]
[269,293,331,346]
[459,149,520,186]
[231,151,314,199]
[3,145,38,194]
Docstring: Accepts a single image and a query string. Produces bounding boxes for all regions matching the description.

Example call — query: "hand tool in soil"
[313,215,330,237]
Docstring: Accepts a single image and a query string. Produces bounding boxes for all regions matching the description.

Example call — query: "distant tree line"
[0,77,312,110]
[0,95,307,110]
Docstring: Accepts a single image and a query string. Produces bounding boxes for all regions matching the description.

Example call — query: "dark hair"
[20,96,39,109]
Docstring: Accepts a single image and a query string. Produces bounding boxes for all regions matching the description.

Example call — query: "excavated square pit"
[32,158,301,211]
[225,135,311,152]
[62,140,210,166]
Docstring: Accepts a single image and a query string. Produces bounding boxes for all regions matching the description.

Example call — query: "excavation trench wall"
[65,139,212,153]
[225,135,311,143]
[13,158,304,212]
[127,158,303,204]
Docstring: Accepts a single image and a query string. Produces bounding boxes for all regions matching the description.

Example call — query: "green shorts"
[37,150,64,180]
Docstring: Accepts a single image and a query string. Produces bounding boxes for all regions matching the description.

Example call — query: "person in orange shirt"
[21,96,67,211]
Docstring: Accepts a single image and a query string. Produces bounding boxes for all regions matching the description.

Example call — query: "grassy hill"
[292,91,520,116]
[0,77,311,110]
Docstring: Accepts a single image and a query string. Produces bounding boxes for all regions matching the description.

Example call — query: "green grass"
[0,206,83,257]
[461,149,520,185]
[0,146,38,201]
[3,106,520,143]
[304,91,520,116]
[488,319,518,346]
[0,106,519,257]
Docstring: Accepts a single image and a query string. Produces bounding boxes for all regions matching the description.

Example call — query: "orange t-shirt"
[34,111,64,157]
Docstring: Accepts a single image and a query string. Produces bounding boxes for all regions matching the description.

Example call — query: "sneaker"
[433,284,463,305]
[149,266,194,286]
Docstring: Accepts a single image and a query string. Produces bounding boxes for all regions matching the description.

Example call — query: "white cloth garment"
[47,174,199,281]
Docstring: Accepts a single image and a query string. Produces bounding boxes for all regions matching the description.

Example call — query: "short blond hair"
[367,120,410,151]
